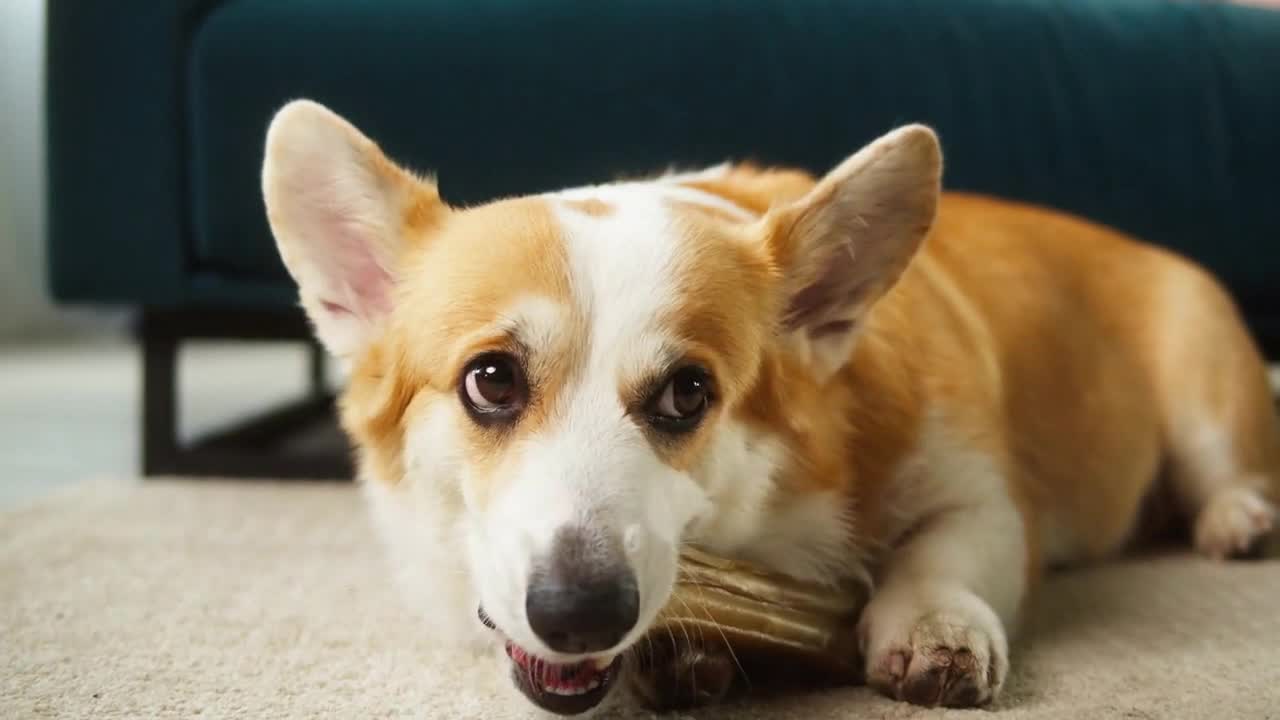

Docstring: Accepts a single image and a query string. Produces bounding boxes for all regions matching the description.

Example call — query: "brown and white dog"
[262,100,1279,715]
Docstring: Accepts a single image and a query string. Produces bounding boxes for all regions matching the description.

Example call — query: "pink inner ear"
[312,242,393,321]
[784,280,840,329]
[346,255,393,317]
[810,319,858,339]
[307,197,395,320]
[320,299,354,316]
[784,256,874,332]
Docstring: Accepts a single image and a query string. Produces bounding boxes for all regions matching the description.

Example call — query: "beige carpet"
[3,480,1278,719]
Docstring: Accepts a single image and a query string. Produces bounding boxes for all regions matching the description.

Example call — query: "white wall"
[0,0,124,342]
[0,0,53,339]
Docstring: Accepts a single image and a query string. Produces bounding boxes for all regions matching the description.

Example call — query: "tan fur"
[678,161,1275,706]
[680,163,815,214]
[561,197,616,217]
[692,179,1280,570]
[343,197,580,503]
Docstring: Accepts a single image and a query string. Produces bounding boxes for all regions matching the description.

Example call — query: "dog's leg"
[1167,394,1279,560]
[858,479,1028,708]
[1146,264,1280,559]
[1192,483,1276,558]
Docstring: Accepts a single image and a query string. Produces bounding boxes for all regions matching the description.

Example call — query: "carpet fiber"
[3,480,1278,719]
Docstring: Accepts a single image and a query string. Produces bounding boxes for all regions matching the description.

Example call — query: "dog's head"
[262,100,939,715]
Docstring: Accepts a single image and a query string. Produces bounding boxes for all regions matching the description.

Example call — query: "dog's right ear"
[262,100,446,359]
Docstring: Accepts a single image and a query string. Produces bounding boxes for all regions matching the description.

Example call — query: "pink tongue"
[507,644,602,689]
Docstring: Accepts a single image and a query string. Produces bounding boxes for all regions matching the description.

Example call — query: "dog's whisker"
[660,615,686,692]
[668,597,711,700]
[674,616,699,700]
[688,585,752,692]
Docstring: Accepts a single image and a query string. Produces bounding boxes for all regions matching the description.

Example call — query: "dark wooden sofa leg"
[138,307,352,481]
[142,330,180,476]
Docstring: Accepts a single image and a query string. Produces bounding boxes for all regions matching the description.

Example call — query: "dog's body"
[263,101,1278,714]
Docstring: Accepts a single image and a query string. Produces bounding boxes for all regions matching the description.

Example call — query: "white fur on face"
[477,186,715,658]
[685,420,862,586]
[473,390,706,660]
[375,177,855,663]
[366,397,485,657]
[392,184,722,661]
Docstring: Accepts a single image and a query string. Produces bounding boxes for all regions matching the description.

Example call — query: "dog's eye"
[461,353,526,421]
[648,366,712,430]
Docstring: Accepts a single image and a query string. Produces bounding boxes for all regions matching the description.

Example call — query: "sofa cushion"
[187,0,1280,305]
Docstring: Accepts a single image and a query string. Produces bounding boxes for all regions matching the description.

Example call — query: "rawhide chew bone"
[628,548,870,711]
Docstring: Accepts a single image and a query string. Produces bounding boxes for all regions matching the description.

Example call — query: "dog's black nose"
[525,527,640,655]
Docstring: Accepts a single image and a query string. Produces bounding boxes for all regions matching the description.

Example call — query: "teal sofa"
[46,0,1280,478]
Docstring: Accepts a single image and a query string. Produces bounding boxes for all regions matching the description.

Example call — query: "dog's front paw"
[859,587,1008,708]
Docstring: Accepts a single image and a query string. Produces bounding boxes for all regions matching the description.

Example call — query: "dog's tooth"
[590,654,614,671]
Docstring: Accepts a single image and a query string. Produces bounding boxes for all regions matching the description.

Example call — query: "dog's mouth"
[506,642,622,715]
[480,607,623,716]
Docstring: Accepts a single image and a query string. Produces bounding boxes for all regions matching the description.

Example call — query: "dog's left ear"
[764,125,941,379]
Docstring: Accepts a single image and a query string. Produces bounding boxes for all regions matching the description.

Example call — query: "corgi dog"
[262,100,1278,715]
